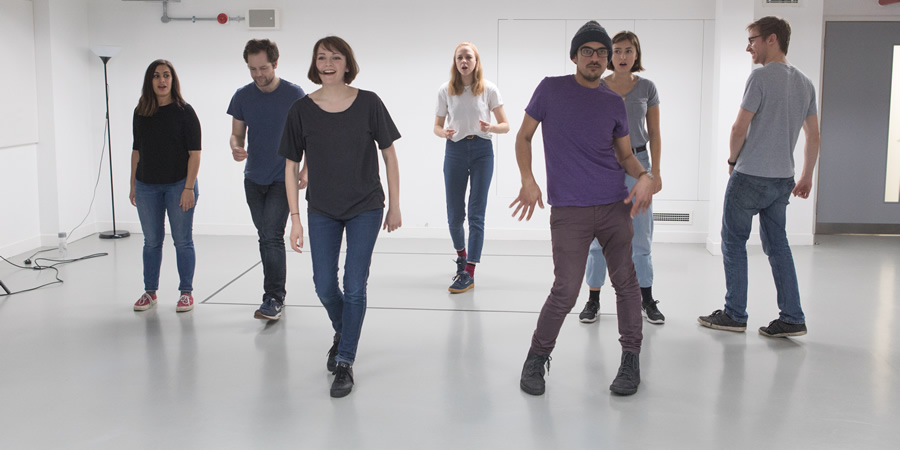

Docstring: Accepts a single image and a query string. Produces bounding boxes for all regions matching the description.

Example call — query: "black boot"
[609,351,640,395]
[330,362,354,398]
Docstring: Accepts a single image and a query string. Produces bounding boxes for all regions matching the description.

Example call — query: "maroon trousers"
[530,203,644,355]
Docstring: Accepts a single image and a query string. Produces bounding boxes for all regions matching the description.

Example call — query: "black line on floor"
[199,301,598,316]
[200,261,261,304]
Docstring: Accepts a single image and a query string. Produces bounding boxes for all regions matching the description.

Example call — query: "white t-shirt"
[435,80,503,142]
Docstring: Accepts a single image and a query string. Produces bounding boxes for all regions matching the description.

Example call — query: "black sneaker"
[330,362,354,398]
[609,351,641,395]
[326,333,341,372]
[698,309,746,332]
[520,350,551,396]
[454,256,466,275]
[579,298,600,323]
[759,319,807,338]
[254,294,283,320]
[642,300,665,324]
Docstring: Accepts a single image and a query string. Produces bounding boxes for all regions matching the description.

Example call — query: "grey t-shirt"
[601,76,659,148]
[736,62,817,178]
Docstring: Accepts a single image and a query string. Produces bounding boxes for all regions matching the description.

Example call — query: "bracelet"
[727,160,736,166]
[184,187,194,190]
[290,212,300,216]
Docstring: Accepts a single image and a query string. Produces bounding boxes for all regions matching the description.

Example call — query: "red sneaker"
[176,293,194,312]
[133,292,157,311]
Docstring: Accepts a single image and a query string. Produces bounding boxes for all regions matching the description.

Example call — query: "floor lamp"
[91,46,130,239]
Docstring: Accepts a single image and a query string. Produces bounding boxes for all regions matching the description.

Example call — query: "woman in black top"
[279,36,402,398]
[130,59,202,313]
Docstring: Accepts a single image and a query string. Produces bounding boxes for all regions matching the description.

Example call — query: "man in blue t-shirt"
[227,39,306,321]
[510,21,655,396]
[698,16,820,338]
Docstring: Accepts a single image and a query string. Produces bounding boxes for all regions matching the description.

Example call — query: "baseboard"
[0,236,42,259]
[706,232,814,256]
[817,223,900,235]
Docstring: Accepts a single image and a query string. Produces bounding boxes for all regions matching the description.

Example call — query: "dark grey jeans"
[531,203,644,355]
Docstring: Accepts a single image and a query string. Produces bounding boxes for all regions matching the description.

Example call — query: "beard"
[578,65,604,82]
[255,76,274,88]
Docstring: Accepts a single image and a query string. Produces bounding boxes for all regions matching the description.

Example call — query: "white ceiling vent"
[764,0,801,4]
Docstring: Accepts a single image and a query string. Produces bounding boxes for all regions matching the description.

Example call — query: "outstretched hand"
[509,182,544,221]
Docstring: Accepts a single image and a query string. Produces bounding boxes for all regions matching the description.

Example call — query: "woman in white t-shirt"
[434,42,509,294]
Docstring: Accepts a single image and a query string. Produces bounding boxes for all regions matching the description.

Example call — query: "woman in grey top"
[578,31,666,325]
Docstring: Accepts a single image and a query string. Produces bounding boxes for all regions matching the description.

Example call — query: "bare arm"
[230,118,248,162]
[729,108,755,174]
[285,158,304,253]
[792,114,821,199]
[646,104,662,193]
[381,145,402,232]
[614,135,654,217]
[179,150,201,211]
[129,150,139,206]
[509,113,544,221]
[434,116,456,139]
[480,105,510,134]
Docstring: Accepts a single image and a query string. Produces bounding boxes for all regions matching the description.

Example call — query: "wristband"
[184,187,194,190]
[727,160,736,166]
[290,213,300,216]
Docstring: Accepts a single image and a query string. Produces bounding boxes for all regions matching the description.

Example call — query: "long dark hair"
[136,59,185,117]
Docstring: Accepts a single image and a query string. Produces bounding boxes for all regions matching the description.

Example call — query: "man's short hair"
[748,16,791,55]
[243,39,279,64]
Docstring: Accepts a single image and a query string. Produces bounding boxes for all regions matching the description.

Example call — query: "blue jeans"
[443,137,494,263]
[307,208,383,365]
[585,150,653,288]
[134,178,198,293]
[721,171,804,324]
[244,178,290,300]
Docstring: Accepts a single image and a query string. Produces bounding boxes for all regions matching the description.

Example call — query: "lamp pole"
[94,50,129,239]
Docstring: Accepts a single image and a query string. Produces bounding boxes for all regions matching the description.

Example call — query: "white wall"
[9,0,866,257]
[84,0,717,242]
[0,0,42,257]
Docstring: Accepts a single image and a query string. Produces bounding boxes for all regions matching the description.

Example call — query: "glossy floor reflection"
[0,234,897,448]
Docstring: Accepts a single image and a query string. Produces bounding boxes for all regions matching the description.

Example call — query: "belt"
[465,135,477,140]
[633,145,647,154]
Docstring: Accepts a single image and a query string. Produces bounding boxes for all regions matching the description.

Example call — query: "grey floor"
[0,233,898,449]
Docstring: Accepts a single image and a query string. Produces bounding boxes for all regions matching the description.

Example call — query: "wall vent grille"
[765,0,800,4]
[653,212,692,224]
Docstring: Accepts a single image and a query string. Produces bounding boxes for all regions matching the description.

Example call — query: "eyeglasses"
[747,35,761,45]
[579,46,609,58]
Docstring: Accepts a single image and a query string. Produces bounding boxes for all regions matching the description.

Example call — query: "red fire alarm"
[217,13,228,24]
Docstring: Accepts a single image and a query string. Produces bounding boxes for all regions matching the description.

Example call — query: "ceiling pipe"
[159,0,244,24]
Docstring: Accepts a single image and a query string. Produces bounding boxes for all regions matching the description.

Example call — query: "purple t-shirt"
[525,75,629,206]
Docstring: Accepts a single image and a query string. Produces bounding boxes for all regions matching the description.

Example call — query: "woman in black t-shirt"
[129,59,202,313]
[279,36,402,398]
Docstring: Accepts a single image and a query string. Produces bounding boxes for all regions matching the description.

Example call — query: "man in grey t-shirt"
[698,16,821,338]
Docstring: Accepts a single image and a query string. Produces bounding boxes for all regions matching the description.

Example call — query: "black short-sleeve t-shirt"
[278,90,401,220]
[132,103,202,184]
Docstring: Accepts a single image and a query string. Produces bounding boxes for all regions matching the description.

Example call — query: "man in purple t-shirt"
[510,21,654,396]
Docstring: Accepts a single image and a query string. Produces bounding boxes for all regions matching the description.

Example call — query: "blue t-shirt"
[227,79,306,185]
[525,75,629,206]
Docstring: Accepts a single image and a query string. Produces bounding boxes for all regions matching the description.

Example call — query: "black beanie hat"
[570,20,613,63]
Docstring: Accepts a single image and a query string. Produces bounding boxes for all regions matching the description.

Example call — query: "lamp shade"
[91,45,121,59]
